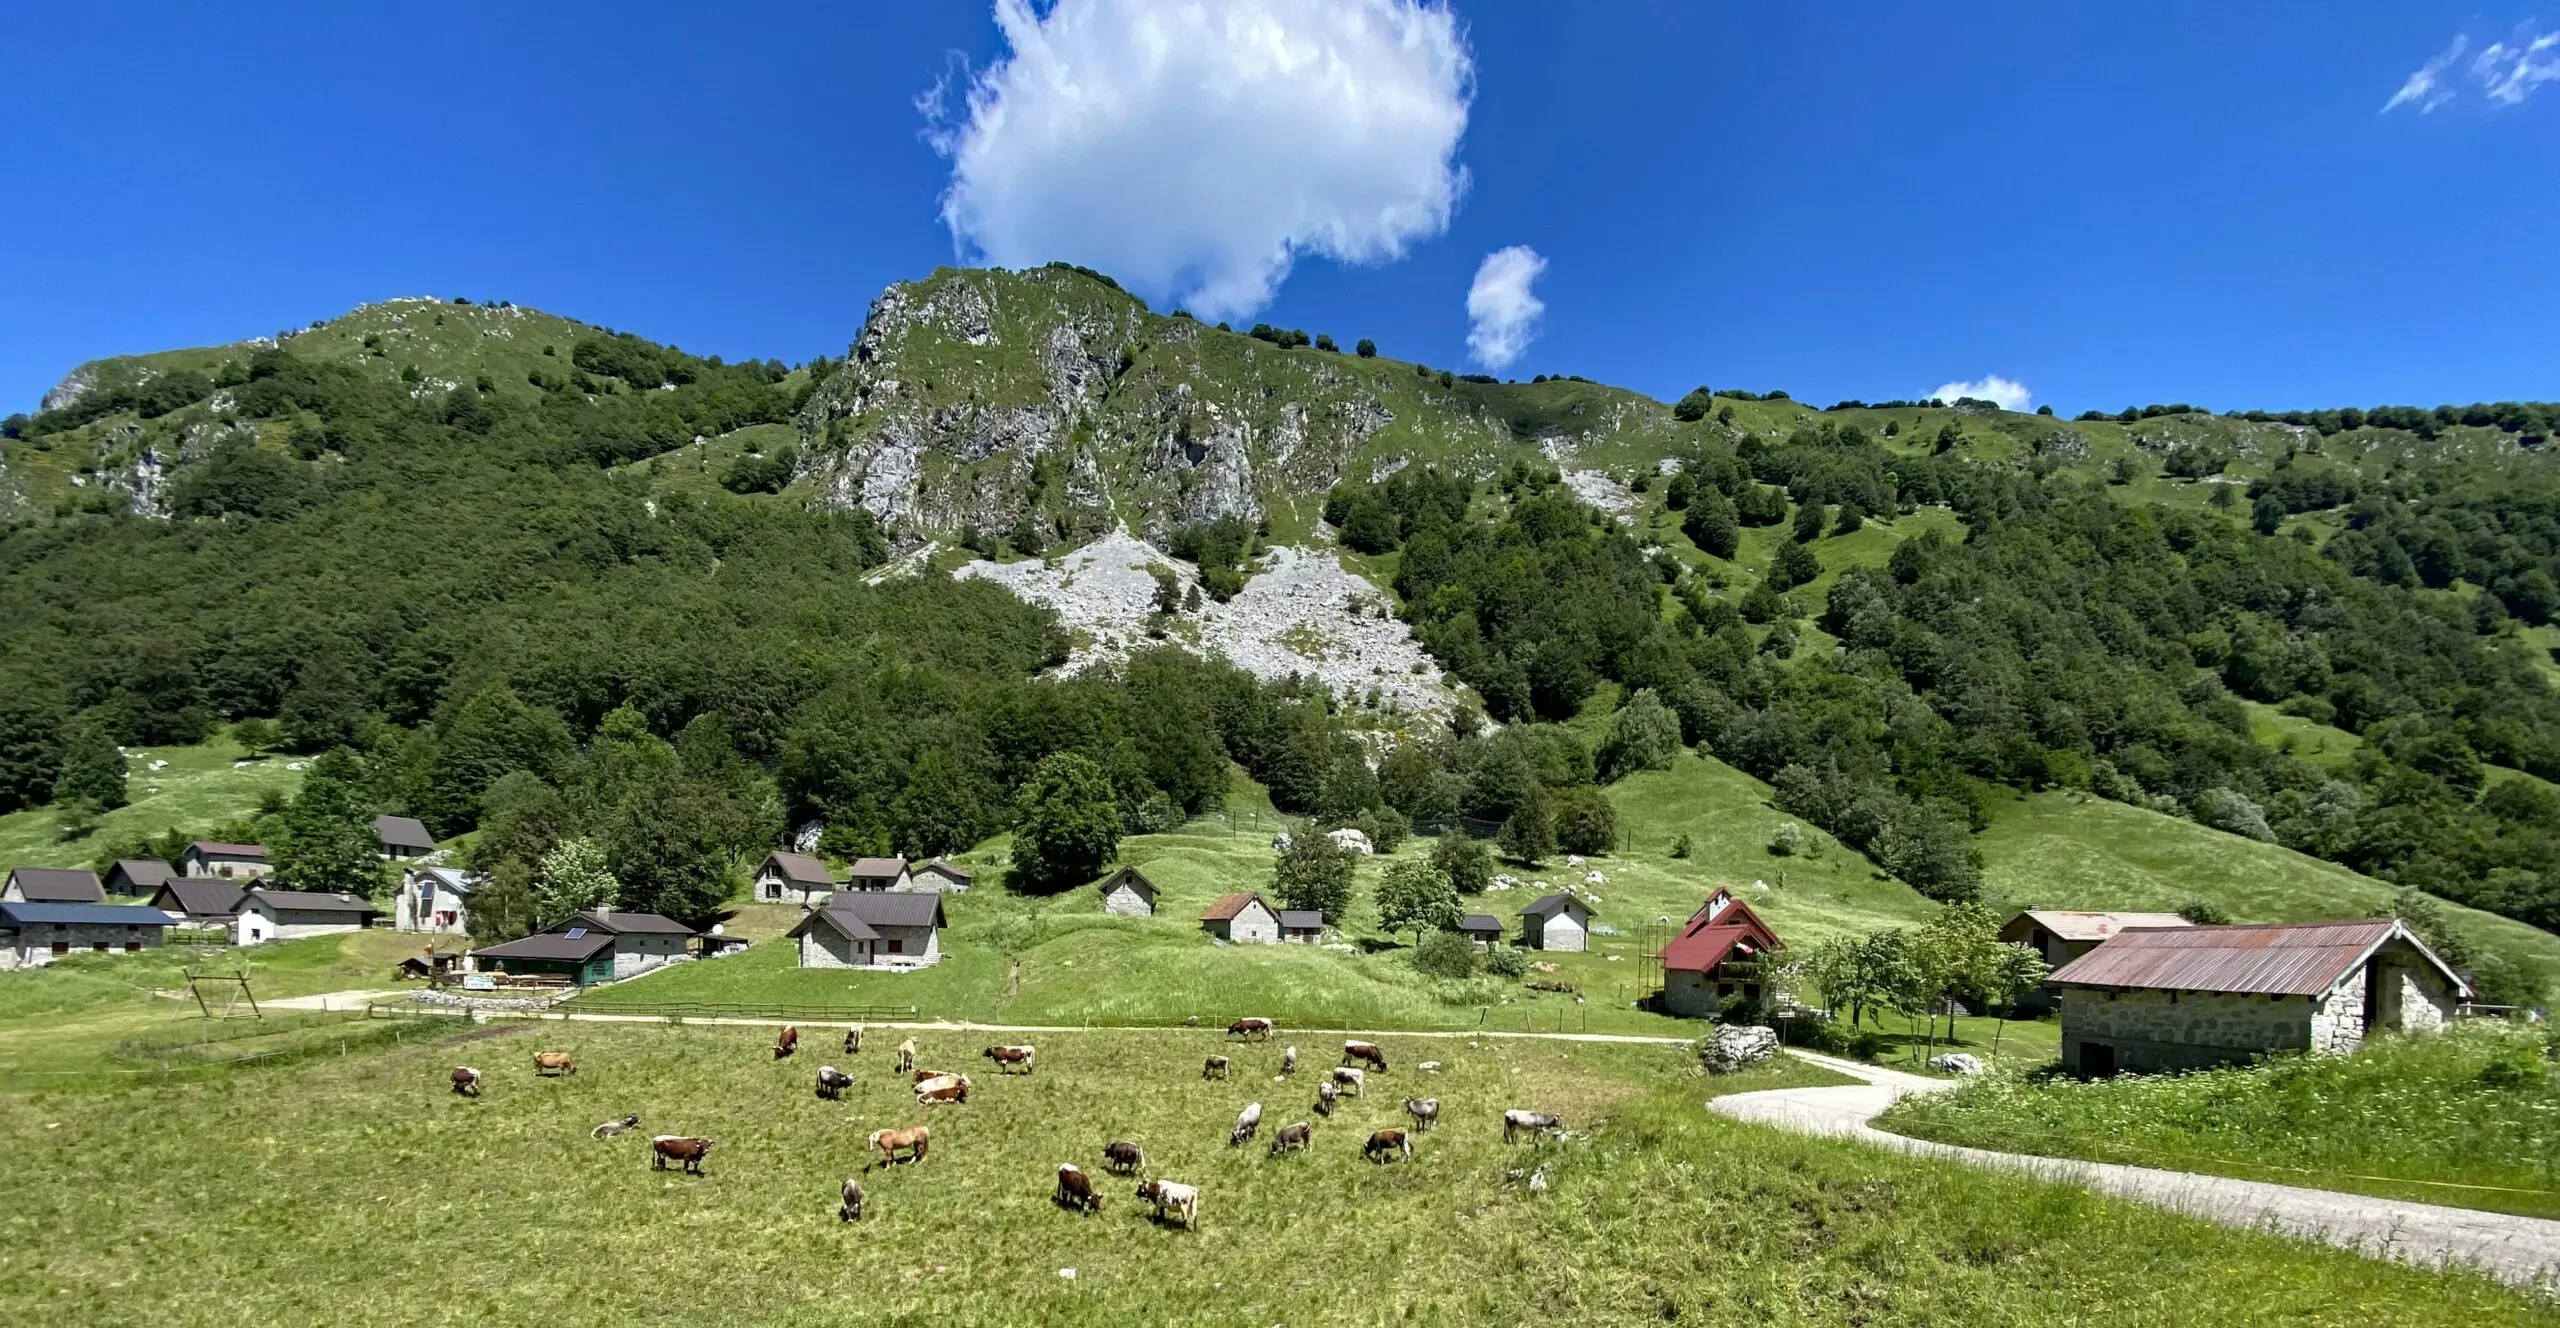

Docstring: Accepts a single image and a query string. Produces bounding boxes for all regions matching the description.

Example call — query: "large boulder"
[1926,1053,1984,1076]
[1327,827,1374,856]
[1699,1024,1779,1075]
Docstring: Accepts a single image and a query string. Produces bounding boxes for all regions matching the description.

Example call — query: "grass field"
[1878,1021,2560,1220]
[0,1022,2546,1326]
[0,730,302,871]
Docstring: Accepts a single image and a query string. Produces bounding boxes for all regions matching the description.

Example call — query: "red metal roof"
[2004,909,2193,944]
[1660,890,1785,973]
[1201,891,1268,921]
[2046,920,2469,998]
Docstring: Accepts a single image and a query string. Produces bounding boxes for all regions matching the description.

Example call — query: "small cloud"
[2386,25,2560,113]
[1928,374,2031,413]
[2383,35,2467,114]
[1465,245,1546,369]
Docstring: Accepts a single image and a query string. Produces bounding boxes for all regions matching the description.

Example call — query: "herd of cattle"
[446,1017,1569,1230]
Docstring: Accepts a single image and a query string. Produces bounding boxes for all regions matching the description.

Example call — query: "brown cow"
[533,1051,576,1077]
[774,1026,799,1060]
[591,1113,641,1140]
[844,1025,864,1055]
[1341,1040,1388,1072]
[1226,1017,1273,1041]
[815,1065,853,1100]
[895,1038,917,1074]
[915,1073,971,1105]
[982,1045,1036,1075]
[1268,1120,1312,1157]
[652,1136,714,1175]
[1102,1140,1146,1174]
[1364,1128,1412,1164]
[1135,1178,1200,1230]
[1054,1163,1101,1214]
[867,1125,929,1168]
[1201,1054,1231,1080]
[1403,1097,1441,1132]
[839,1176,864,1222]
[450,1066,482,1097]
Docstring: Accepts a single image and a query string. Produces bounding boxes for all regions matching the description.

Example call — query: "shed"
[1518,892,1594,953]
[754,851,837,905]
[0,901,177,970]
[182,841,271,881]
[846,856,912,892]
[789,892,946,969]
[1657,889,1786,1017]
[4,867,107,904]
[553,910,698,978]
[1998,909,2194,1014]
[231,888,381,946]
[2049,919,2470,1076]
[394,950,466,982]
[1278,910,1327,944]
[373,815,438,860]
[105,859,179,897]
[1099,866,1157,917]
[149,878,247,926]
[395,866,476,935]
[468,930,618,986]
[1456,913,1505,948]
[1200,892,1280,945]
[911,859,974,893]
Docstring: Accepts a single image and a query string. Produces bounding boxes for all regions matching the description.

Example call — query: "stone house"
[182,841,270,881]
[911,859,974,893]
[553,910,698,978]
[0,902,178,969]
[231,889,382,945]
[1278,910,1327,944]
[1099,866,1156,917]
[149,879,246,927]
[788,892,945,969]
[4,867,107,904]
[1200,892,1280,945]
[105,859,179,897]
[1998,909,2193,1013]
[845,857,913,892]
[1518,892,1593,953]
[1456,913,1504,948]
[394,866,476,935]
[753,851,837,905]
[2050,918,2469,1076]
[374,815,438,861]
[1657,889,1786,1018]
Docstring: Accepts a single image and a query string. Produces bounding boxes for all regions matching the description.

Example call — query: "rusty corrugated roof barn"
[2046,919,2468,998]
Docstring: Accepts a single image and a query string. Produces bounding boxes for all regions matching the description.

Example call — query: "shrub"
[1413,928,1480,980]
[1673,386,1715,422]
[1670,832,1693,859]
[1483,944,1530,979]
[1769,822,1803,857]
[1355,338,1377,358]
[2177,900,2233,925]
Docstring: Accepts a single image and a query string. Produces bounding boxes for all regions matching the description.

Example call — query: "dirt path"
[1713,1049,2560,1292]
[259,988,407,1012]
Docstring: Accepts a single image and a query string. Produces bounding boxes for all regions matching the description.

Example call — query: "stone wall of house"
[610,934,691,979]
[1530,909,1588,952]
[797,926,938,969]
[2060,987,2316,1073]
[0,923,165,970]
[2310,967,2368,1053]
[1104,885,1152,918]
[800,929,860,969]
[230,912,363,946]
[1662,969,1717,1018]
[2389,961,2458,1031]
[1228,906,1279,945]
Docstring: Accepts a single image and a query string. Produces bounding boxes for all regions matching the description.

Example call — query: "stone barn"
[231,889,381,945]
[845,857,913,892]
[182,841,270,881]
[1200,892,1280,945]
[4,868,107,904]
[1456,913,1504,948]
[1657,889,1786,1018]
[0,902,177,969]
[1278,910,1327,944]
[373,815,438,861]
[105,859,179,897]
[2049,919,2469,1076]
[789,892,946,969]
[1518,892,1593,953]
[911,859,974,893]
[1998,909,2194,1013]
[753,851,837,905]
[1099,866,1156,917]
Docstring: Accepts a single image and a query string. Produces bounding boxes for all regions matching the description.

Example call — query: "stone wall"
[2060,987,2316,1073]
[1529,908,1588,953]
[1104,885,1153,918]
[0,923,165,970]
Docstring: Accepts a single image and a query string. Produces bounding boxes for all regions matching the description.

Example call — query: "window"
[885,939,903,954]
[92,941,108,953]
[49,941,68,955]
[124,941,140,953]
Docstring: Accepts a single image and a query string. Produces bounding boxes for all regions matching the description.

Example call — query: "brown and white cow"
[815,1065,853,1100]
[1341,1040,1388,1072]
[1135,1178,1199,1230]
[450,1066,482,1097]
[844,1025,864,1055]
[867,1125,929,1168]
[532,1051,576,1077]
[915,1073,971,1105]
[1201,1054,1231,1080]
[1330,1066,1365,1096]
[1226,1017,1273,1041]
[1364,1128,1412,1164]
[1403,1097,1441,1132]
[1502,1110,1563,1143]
[895,1038,917,1074]
[774,1026,799,1060]
[1227,1101,1263,1147]
[839,1176,864,1222]
[1314,1080,1341,1116]
[1267,1120,1312,1157]
[982,1045,1035,1075]
[652,1136,714,1174]
[592,1113,641,1140]
[1054,1163,1102,1214]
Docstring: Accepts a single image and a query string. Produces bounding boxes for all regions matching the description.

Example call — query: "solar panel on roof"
[563,927,587,939]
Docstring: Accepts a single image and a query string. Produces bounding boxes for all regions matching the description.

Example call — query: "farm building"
[551,910,697,978]
[1099,866,1156,917]
[1200,892,1280,945]
[148,879,246,926]
[373,815,438,860]
[1278,910,1328,944]
[4,867,107,904]
[1657,889,1786,1018]
[105,859,179,897]
[394,866,476,935]
[230,889,381,946]
[1518,892,1593,953]
[2049,918,2470,1076]
[753,851,837,905]
[1999,909,2195,1013]
[1456,913,1504,948]
[845,856,912,892]
[788,892,945,969]
[912,859,974,893]
[468,930,618,987]
[394,950,466,982]
[182,841,270,881]
[0,902,178,970]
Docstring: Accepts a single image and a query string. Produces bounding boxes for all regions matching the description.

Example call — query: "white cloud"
[2385,26,2560,113]
[2383,35,2467,113]
[925,0,1474,319]
[1929,374,2032,413]
[1464,245,1545,369]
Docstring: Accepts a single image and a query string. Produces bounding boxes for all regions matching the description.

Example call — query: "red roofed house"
[2049,918,2469,1077]
[1200,892,1280,945]
[1658,889,1786,1018]
[1998,910,2195,1013]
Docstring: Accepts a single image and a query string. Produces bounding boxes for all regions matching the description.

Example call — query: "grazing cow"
[910,1068,951,1084]
[1055,1163,1102,1214]
[1314,1081,1340,1116]
[1502,1110,1564,1144]
[652,1136,714,1175]
[915,1073,971,1105]
[532,1051,577,1077]
[1228,1101,1263,1147]
[1364,1128,1412,1164]
[591,1113,641,1140]
[1331,1066,1365,1096]
[1281,1045,1298,1077]
[839,1177,864,1222]
[1201,1054,1230,1081]
[844,1025,863,1055]
[1227,1017,1273,1041]
[1404,1097,1441,1132]
[1341,1040,1388,1072]
[1103,1140,1147,1174]
[815,1065,853,1100]
[1135,1178,1200,1230]
[895,1038,917,1074]
[867,1126,929,1168]
[774,1026,799,1060]
[982,1045,1036,1075]
[1268,1120,1312,1157]
[450,1066,482,1098]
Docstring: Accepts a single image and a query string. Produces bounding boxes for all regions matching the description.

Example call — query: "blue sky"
[3,3,2554,416]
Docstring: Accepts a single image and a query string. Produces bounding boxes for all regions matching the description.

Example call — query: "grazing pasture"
[0,1025,2548,1325]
